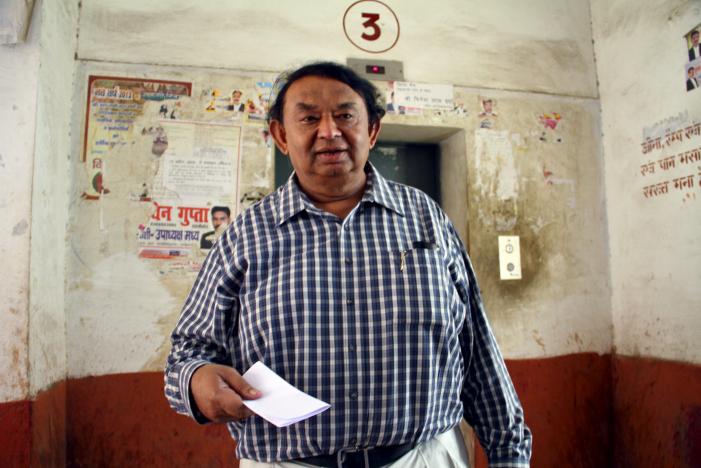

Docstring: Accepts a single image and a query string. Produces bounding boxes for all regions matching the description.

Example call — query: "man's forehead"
[285,76,364,107]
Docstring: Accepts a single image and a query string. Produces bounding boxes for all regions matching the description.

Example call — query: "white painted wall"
[592,0,701,364]
[0,0,35,44]
[0,2,40,403]
[28,0,80,395]
[77,0,598,98]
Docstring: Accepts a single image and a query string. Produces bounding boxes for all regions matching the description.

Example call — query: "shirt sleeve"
[163,237,240,423]
[447,223,533,467]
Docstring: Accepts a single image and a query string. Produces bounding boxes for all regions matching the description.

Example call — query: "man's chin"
[313,160,355,176]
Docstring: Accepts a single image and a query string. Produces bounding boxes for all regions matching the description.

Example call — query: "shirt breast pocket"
[385,242,455,330]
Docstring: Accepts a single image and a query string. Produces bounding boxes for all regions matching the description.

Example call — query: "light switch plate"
[498,236,522,280]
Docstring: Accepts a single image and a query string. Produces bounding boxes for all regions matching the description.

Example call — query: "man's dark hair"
[211,206,230,217]
[267,61,386,126]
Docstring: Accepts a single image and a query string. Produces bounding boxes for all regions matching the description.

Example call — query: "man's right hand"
[190,363,261,423]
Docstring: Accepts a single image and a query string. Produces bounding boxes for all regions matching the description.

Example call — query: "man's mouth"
[314,148,349,160]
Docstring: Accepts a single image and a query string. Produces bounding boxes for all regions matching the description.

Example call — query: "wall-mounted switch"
[498,236,522,280]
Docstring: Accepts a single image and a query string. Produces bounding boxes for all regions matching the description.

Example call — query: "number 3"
[361,12,381,41]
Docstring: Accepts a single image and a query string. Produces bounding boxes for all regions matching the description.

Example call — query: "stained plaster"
[65,61,609,377]
[592,0,701,364]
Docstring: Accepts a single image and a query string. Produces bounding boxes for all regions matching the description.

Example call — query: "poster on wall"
[684,25,701,92]
[201,80,273,123]
[81,75,244,264]
[81,76,193,199]
[137,203,233,259]
[389,81,453,113]
[478,97,498,129]
[137,121,241,260]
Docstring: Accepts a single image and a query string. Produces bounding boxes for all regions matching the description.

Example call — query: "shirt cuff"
[165,359,211,424]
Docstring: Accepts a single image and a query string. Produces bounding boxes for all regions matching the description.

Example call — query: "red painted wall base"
[613,356,701,468]
[66,373,237,468]
[0,399,30,467]
[32,380,66,467]
[1,353,699,467]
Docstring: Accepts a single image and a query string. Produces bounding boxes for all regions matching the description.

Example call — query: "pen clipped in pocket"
[399,240,438,271]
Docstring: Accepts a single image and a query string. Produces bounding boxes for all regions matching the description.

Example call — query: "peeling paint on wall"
[474,129,518,231]
[67,65,277,377]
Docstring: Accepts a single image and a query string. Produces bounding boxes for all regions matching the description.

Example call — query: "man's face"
[692,32,699,46]
[483,100,493,113]
[270,76,380,194]
[212,211,230,228]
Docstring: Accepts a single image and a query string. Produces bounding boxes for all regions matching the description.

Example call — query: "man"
[165,62,531,467]
[689,30,700,61]
[229,89,246,112]
[199,206,230,250]
[478,98,497,129]
[687,66,698,92]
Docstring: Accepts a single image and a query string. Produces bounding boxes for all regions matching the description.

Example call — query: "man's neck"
[298,173,367,220]
[313,194,363,219]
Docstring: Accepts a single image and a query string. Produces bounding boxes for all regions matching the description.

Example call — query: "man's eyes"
[299,114,355,123]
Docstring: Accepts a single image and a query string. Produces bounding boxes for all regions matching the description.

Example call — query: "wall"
[28,0,80,465]
[76,0,598,98]
[0,1,39,464]
[59,2,612,466]
[66,61,275,379]
[17,0,697,466]
[591,0,701,466]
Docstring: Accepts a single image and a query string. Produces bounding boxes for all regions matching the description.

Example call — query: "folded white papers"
[242,361,331,427]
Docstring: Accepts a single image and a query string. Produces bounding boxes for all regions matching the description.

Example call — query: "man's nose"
[317,114,341,139]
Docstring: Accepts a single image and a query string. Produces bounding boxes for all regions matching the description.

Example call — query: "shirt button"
[344,224,350,231]
[349,437,357,445]
[344,257,352,265]
[348,344,356,352]
[346,298,354,305]
[350,391,358,400]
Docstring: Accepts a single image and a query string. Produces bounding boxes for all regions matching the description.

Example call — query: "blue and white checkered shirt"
[165,165,531,467]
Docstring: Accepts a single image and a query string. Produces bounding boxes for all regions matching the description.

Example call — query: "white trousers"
[239,424,469,468]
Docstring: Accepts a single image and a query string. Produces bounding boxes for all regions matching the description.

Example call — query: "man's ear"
[368,120,382,148]
[269,120,289,155]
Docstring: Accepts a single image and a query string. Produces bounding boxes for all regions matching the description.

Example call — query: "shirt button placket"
[341,217,359,443]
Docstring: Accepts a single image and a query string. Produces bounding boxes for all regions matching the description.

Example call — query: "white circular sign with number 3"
[343,0,400,54]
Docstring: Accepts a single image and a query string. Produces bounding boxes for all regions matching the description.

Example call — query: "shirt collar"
[362,163,405,217]
[275,162,405,226]
[275,174,308,226]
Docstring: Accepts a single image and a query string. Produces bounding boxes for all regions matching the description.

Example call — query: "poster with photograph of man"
[199,205,231,250]
[684,25,701,92]
[687,62,700,92]
[478,97,498,129]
